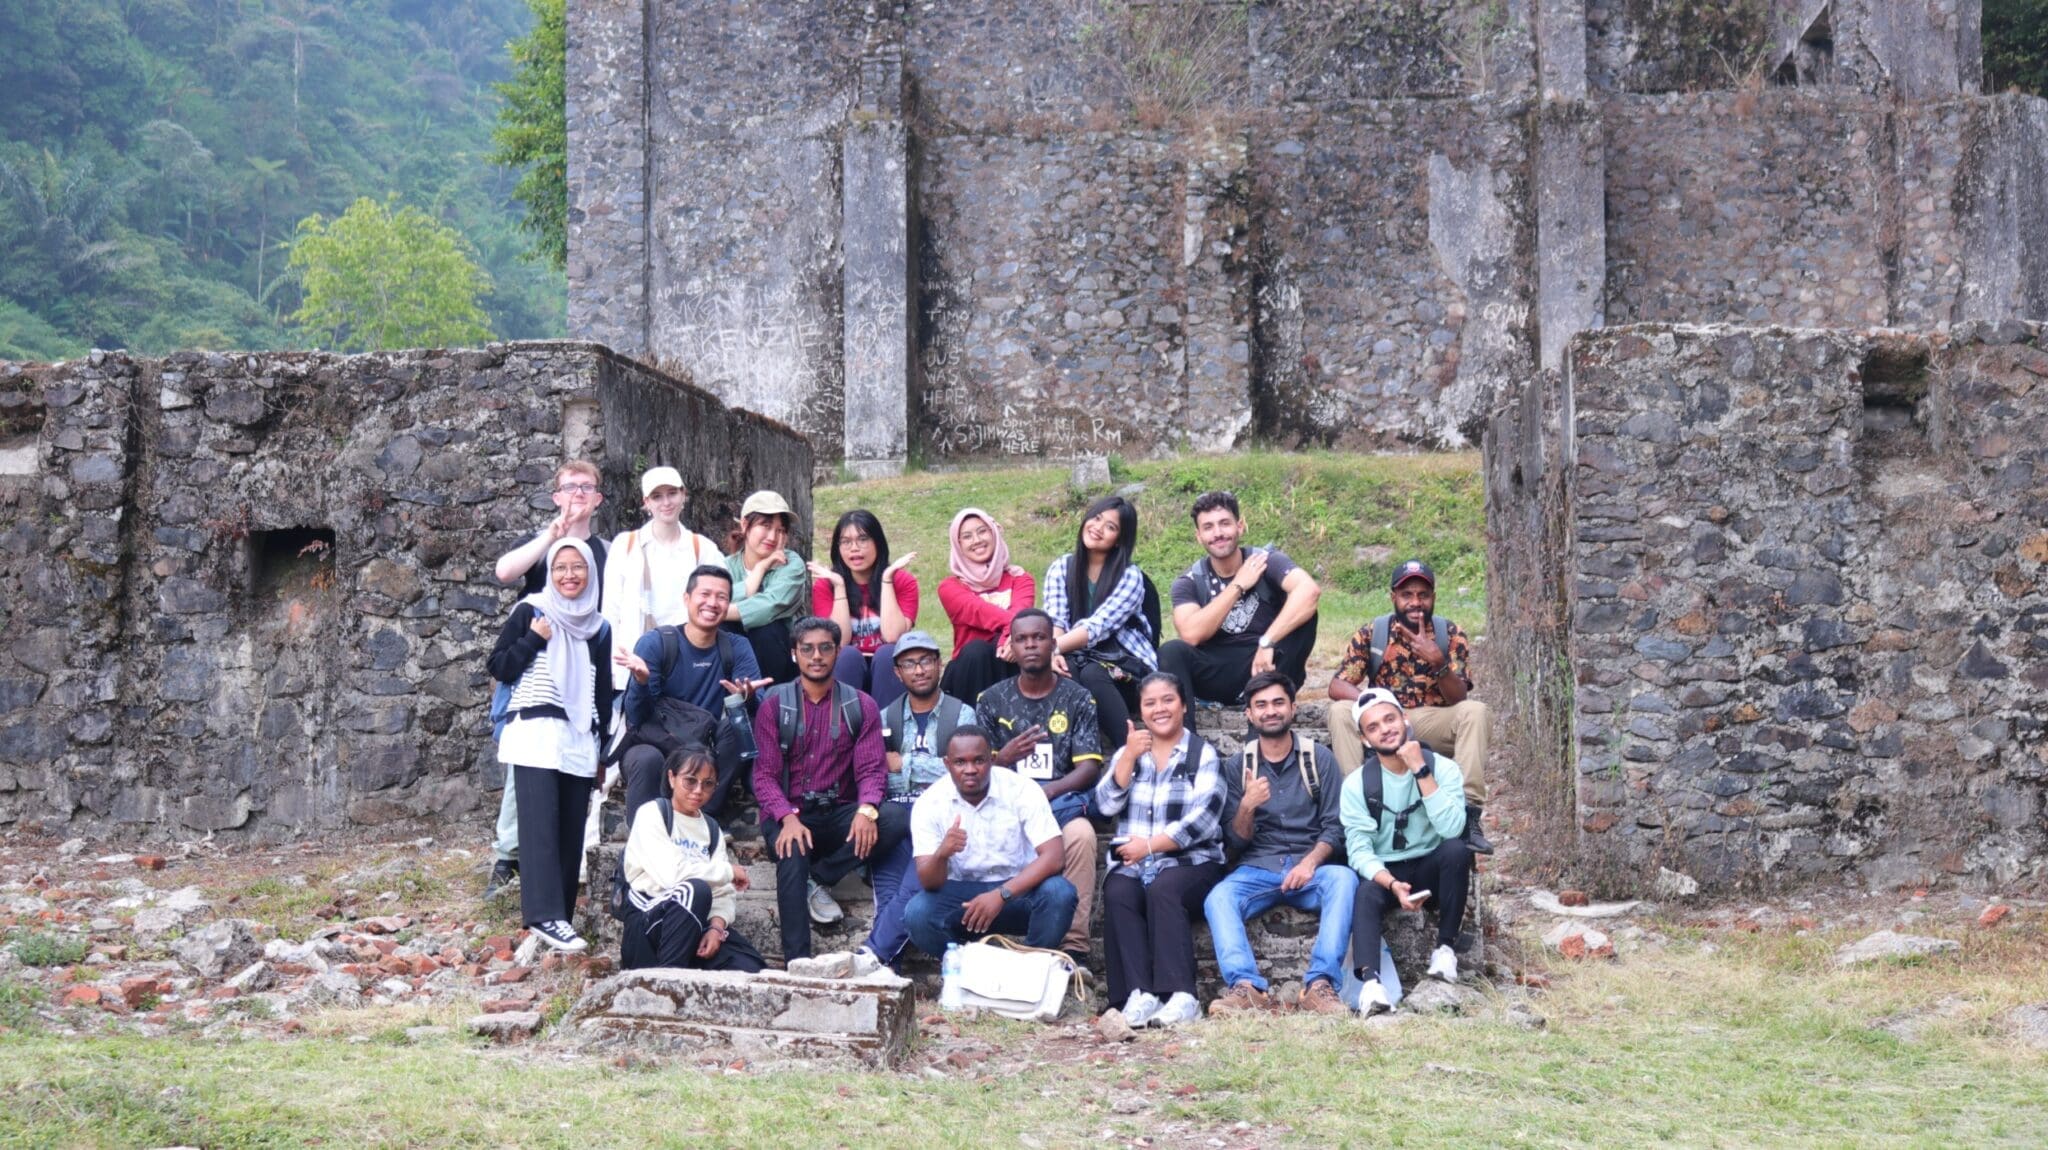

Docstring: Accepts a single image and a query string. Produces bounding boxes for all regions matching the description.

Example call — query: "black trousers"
[1350,838,1472,980]
[1072,659,1137,751]
[941,639,1018,706]
[764,800,910,961]
[726,618,795,685]
[1101,860,1223,1007]
[1157,617,1317,705]
[512,765,593,928]
[620,879,767,972]
[620,717,748,828]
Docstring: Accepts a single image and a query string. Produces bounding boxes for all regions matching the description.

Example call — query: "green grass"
[7,932,89,968]
[6,927,2046,1147]
[813,450,1485,665]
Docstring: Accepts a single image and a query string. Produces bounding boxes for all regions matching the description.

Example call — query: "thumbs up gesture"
[940,815,968,858]
[1241,765,1272,811]
[1115,721,1151,787]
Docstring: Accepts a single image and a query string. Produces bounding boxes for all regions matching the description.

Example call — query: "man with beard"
[1157,491,1320,707]
[1343,688,1471,1015]
[1202,671,1354,1016]
[973,609,1102,966]
[1327,560,1493,853]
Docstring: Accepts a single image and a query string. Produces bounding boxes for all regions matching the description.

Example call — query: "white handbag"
[946,937,1083,1022]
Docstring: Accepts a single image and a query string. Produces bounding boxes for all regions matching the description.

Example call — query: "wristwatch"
[1414,762,1434,780]
[998,886,1015,903]
[1256,635,1275,650]
[856,804,879,820]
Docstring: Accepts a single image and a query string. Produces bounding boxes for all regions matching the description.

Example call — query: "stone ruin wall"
[1489,322,2048,893]
[0,345,811,838]
[568,0,2025,473]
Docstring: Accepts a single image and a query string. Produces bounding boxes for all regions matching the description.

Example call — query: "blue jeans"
[1202,861,1358,992]
[904,877,1079,958]
[864,833,918,964]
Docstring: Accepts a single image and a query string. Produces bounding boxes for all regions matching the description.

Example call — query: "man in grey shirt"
[1202,670,1356,1015]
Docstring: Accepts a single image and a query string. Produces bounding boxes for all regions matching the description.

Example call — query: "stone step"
[562,967,916,1066]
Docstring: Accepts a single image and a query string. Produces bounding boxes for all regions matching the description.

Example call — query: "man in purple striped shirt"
[753,616,905,962]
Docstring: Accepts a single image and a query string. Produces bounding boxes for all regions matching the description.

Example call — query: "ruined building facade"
[567,0,2016,474]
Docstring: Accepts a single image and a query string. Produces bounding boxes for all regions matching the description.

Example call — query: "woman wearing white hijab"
[489,537,617,951]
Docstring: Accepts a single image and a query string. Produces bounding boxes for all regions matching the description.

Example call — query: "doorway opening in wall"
[0,395,44,477]
[249,528,338,623]
[1859,340,1931,458]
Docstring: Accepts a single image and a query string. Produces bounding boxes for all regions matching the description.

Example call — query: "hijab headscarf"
[947,507,1015,593]
[524,537,605,732]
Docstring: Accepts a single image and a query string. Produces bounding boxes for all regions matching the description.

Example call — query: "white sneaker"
[1357,979,1393,1016]
[851,946,883,977]
[1427,944,1459,983]
[1151,992,1202,1028]
[1121,990,1163,1027]
[531,920,587,953]
[807,879,844,924]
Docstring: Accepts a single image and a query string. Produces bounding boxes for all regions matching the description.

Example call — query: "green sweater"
[1340,754,1467,880]
[725,549,808,629]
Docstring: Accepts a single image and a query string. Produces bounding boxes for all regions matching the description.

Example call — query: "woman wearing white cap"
[602,466,725,689]
[722,491,809,684]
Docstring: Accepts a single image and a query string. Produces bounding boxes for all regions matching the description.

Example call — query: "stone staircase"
[579,702,1485,1005]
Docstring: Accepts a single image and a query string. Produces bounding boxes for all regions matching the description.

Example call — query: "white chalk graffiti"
[666,285,830,429]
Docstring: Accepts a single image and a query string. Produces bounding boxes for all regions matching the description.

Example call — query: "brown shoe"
[1297,979,1347,1015]
[1208,981,1271,1017]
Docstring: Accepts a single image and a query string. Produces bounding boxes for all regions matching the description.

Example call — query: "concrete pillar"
[1182,129,1253,452]
[1534,0,1586,101]
[1535,101,1605,373]
[840,46,911,479]
[565,0,649,358]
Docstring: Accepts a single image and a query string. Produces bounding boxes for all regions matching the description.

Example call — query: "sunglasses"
[672,775,717,792]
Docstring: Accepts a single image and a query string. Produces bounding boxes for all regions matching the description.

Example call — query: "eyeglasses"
[673,776,717,792]
[796,643,837,656]
[556,483,599,495]
[895,656,939,670]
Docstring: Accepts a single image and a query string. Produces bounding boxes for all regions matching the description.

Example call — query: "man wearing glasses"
[1342,688,1471,1016]
[484,460,610,897]
[857,631,976,968]
[753,617,907,963]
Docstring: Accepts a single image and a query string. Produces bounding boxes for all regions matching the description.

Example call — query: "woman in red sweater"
[937,507,1035,704]
[807,509,918,708]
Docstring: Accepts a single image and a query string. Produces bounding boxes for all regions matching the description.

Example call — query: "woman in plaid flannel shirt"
[1093,672,1227,1028]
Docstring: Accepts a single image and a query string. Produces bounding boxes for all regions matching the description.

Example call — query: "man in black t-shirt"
[1158,491,1320,706]
[483,460,610,897]
[974,609,1102,963]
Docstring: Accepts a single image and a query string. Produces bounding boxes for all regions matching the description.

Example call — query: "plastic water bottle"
[725,693,758,762]
[939,943,964,1011]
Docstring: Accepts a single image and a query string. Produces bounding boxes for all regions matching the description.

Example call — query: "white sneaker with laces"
[1151,992,1202,1028]
[808,879,845,924]
[1121,990,1163,1028]
[531,920,587,952]
[1357,979,1393,1016]
[1427,944,1459,983]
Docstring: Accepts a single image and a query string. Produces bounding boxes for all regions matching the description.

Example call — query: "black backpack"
[607,797,724,921]
[764,679,867,792]
[882,694,965,757]
[1358,743,1440,838]
[1366,613,1453,679]
[614,626,741,763]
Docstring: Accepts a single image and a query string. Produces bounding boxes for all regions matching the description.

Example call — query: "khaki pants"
[1328,698,1489,804]
[1061,817,1098,957]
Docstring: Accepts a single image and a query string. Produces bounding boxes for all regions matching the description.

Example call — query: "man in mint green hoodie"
[1341,688,1471,1015]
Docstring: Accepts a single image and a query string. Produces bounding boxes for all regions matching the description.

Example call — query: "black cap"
[1390,560,1435,590]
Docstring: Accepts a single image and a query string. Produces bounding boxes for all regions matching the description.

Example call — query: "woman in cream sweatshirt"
[620,749,766,972]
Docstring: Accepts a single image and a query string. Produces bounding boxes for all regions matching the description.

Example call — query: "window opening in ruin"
[1771,3,1835,87]
[250,527,338,605]
[1859,342,1930,453]
[0,394,44,477]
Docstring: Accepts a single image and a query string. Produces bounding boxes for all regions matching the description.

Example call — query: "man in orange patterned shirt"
[1327,561,1492,853]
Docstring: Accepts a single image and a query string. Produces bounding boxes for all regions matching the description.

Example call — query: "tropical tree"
[286,195,493,351]
[490,0,566,269]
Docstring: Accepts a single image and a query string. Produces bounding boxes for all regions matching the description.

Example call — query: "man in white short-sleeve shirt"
[902,725,1078,957]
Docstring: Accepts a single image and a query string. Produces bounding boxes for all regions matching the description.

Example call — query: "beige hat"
[640,466,685,497]
[740,490,793,520]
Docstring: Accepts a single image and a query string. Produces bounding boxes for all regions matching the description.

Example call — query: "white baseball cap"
[641,466,684,497]
[1355,687,1405,729]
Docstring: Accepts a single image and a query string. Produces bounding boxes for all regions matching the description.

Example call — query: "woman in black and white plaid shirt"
[1093,672,1227,1028]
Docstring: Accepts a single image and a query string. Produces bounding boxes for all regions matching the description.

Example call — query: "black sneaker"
[484,859,519,898]
[1465,805,1495,855]
[530,920,587,952]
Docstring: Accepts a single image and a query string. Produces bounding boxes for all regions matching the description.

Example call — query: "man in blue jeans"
[1204,670,1356,1015]
[903,725,1078,957]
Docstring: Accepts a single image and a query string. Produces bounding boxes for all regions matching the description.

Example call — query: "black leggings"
[512,765,592,927]
[941,638,1018,706]
[1351,838,1472,981]
[1101,861,1223,1006]
[1071,659,1137,751]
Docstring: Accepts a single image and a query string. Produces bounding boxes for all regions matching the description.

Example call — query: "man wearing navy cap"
[1327,561,1493,853]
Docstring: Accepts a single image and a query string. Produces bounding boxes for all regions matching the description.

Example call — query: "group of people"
[484,460,1496,1019]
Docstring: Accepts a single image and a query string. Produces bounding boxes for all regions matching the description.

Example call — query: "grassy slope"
[7,928,2048,1147]
[812,450,1486,665]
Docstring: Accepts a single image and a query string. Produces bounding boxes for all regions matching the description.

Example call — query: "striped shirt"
[1093,730,1226,875]
[1042,557,1157,670]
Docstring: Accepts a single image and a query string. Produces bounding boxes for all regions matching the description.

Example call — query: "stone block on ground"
[564,967,916,1067]
[1833,930,1961,967]
[470,1011,543,1042]
[171,919,260,979]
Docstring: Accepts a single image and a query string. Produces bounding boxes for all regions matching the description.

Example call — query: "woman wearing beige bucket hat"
[721,491,808,684]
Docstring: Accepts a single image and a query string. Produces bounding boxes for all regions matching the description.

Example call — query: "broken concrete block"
[470,1011,543,1041]
[565,967,916,1067]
